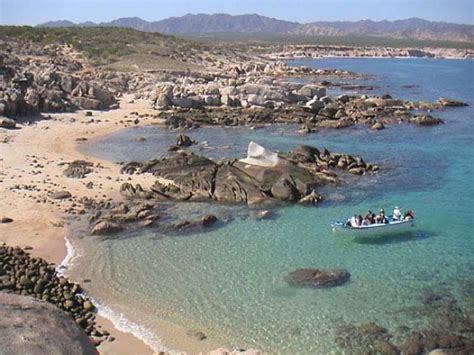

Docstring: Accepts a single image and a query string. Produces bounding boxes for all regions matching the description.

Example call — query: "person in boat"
[376,208,389,224]
[365,210,375,224]
[348,214,359,227]
[357,215,363,226]
[392,206,402,221]
[362,216,371,226]
[404,210,415,221]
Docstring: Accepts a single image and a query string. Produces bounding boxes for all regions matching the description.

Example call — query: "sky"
[1,0,473,26]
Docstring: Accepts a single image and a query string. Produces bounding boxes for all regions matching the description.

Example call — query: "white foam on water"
[57,236,76,276]
[90,298,180,355]
[58,237,180,354]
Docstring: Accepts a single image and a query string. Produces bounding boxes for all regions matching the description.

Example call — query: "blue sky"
[1,0,473,25]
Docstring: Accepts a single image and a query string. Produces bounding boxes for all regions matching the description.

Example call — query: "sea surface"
[73,58,474,354]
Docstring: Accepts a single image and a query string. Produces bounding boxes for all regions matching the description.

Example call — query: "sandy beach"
[0,95,160,354]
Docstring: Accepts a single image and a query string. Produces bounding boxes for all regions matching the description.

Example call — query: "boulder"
[119,183,153,199]
[71,97,101,110]
[172,97,202,109]
[0,293,97,355]
[49,190,72,199]
[291,145,320,164]
[299,85,326,98]
[1,217,14,223]
[91,220,124,236]
[0,117,16,129]
[410,115,444,126]
[271,176,300,202]
[176,134,196,147]
[63,160,94,178]
[370,122,385,130]
[305,98,325,112]
[437,97,468,107]
[60,76,76,93]
[299,190,322,204]
[201,214,218,227]
[88,85,116,109]
[214,164,267,204]
[286,268,350,288]
[155,92,173,108]
[204,95,221,106]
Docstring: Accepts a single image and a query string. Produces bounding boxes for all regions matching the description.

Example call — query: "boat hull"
[331,219,415,237]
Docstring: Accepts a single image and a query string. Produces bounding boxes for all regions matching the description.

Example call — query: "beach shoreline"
[0,95,161,354]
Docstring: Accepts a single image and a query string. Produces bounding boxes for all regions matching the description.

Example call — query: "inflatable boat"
[331,217,415,236]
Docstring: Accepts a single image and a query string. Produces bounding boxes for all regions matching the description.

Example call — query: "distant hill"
[38,14,474,43]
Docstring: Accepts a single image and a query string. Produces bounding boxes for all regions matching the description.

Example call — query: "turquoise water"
[74,59,474,354]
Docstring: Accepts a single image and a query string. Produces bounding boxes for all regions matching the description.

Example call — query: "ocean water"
[73,58,474,354]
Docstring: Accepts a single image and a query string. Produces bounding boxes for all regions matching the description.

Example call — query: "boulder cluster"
[0,42,150,121]
[0,244,111,346]
[150,77,465,130]
[120,144,377,205]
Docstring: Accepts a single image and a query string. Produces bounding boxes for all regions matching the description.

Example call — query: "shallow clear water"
[73,58,474,354]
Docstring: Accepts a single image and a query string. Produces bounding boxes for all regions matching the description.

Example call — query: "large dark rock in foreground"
[0,293,97,355]
[286,268,350,288]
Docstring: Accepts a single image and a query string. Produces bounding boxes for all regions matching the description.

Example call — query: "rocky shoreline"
[0,244,111,348]
[0,30,472,355]
[264,44,474,60]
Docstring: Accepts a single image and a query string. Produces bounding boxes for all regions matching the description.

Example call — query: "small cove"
[72,58,474,354]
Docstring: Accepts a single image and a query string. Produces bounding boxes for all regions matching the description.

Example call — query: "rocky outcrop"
[0,245,109,344]
[121,144,377,205]
[0,293,97,355]
[286,268,351,288]
[119,183,153,199]
[0,44,124,118]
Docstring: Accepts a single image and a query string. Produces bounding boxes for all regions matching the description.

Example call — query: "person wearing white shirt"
[393,206,402,221]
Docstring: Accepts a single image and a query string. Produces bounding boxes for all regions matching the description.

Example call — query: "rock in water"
[286,268,350,288]
[0,293,97,354]
[370,122,385,130]
[410,115,444,126]
[201,214,218,227]
[91,220,124,235]
[437,97,468,107]
[299,190,322,204]
[176,134,196,147]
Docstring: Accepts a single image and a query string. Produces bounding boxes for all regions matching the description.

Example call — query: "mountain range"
[38,14,474,43]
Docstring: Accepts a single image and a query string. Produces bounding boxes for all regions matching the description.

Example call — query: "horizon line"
[3,13,474,27]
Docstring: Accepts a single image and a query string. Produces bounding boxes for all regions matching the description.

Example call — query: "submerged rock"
[286,268,350,288]
[201,214,218,227]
